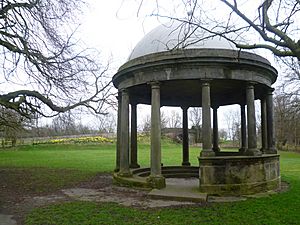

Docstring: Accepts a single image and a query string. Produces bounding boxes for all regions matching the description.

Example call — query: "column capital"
[130,100,138,106]
[201,80,211,86]
[116,90,123,100]
[120,88,128,95]
[246,82,256,89]
[212,105,219,110]
[149,81,160,89]
[181,106,189,111]
[260,95,267,101]
[267,87,275,94]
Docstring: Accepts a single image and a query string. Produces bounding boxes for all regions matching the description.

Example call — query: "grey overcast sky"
[79,0,161,69]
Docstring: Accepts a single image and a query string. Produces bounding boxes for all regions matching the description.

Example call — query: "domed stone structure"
[112,22,280,195]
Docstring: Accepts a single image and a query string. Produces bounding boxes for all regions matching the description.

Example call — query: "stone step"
[133,167,199,178]
[163,173,198,178]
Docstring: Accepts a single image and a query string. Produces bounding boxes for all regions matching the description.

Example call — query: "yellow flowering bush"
[137,133,150,143]
[33,136,113,145]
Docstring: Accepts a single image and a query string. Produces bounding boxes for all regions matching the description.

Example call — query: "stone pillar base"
[239,147,247,154]
[245,148,262,156]
[117,170,132,178]
[265,148,277,154]
[130,163,141,169]
[260,147,267,154]
[146,175,166,189]
[201,150,215,157]
[199,154,280,195]
[212,147,220,152]
[182,161,191,166]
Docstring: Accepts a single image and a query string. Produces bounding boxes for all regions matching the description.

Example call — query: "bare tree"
[141,114,151,133]
[0,107,28,146]
[139,0,300,59]
[219,128,228,141]
[51,112,76,135]
[274,90,300,150]
[135,0,300,149]
[188,107,202,143]
[189,107,202,127]
[224,108,240,146]
[279,57,300,97]
[0,0,113,119]
[140,112,169,133]
[137,0,300,95]
[167,110,182,128]
[96,113,117,133]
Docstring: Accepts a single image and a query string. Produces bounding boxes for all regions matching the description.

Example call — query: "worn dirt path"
[0,173,201,225]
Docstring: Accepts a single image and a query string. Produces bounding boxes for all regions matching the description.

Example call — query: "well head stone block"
[198,154,280,195]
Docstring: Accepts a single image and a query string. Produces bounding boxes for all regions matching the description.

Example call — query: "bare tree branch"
[0,0,112,120]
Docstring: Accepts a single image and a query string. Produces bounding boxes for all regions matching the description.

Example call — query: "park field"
[1,141,300,225]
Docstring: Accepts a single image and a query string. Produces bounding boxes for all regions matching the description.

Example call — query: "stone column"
[212,106,220,153]
[266,88,277,154]
[118,89,131,177]
[147,82,165,188]
[239,104,247,153]
[200,81,215,157]
[114,92,121,172]
[130,102,140,168]
[245,83,261,156]
[182,106,190,166]
[260,97,268,153]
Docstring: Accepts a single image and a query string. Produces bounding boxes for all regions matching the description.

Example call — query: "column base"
[239,147,247,154]
[265,148,277,154]
[130,163,140,169]
[212,147,220,152]
[182,161,191,166]
[146,175,166,189]
[245,148,262,156]
[201,150,215,157]
[260,148,267,154]
[117,169,132,177]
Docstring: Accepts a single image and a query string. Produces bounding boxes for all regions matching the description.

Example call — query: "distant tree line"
[274,91,300,151]
[0,110,117,147]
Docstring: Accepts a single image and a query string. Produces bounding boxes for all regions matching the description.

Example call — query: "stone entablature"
[114,49,277,90]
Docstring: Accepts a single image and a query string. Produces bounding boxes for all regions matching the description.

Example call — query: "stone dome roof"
[128,21,237,61]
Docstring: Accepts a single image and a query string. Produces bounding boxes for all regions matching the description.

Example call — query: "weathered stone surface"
[146,175,166,189]
[149,178,207,203]
[199,154,280,195]
[113,49,277,107]
[0,214,16,225]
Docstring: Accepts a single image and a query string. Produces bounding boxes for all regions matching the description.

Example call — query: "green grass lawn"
[1,142,300,225]
[0,142,200,171]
